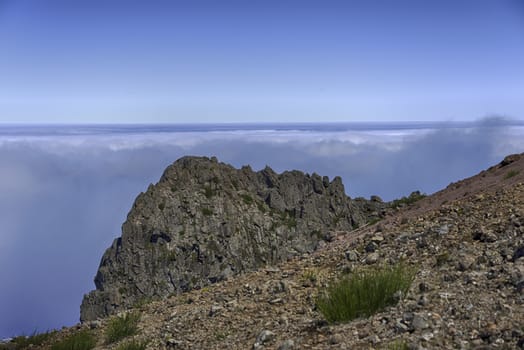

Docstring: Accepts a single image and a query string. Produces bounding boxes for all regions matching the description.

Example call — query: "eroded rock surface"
[81,156,383,321]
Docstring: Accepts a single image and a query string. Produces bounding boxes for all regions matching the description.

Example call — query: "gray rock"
[457,253,476,271]
[483,231,498,242]
[345,250,359,262]
[395,320,410,333]
[166,338,184,347]
[420,332,434,341]
[88,320,101,329]
[209,305,223,317]
[366,334,381,344]
[80,156,385,321]
[370,195,383,202]
[473,228,497,243]
[365,242,378,252]
[412,313,429,331]
[277,339,295,350]
[510,261,524,292]
[514,245,524,261]
[370,234,384,243]
[255,330,275,346]
[437,225,449,235]
[366,252,380,264]
[329,334,343,344]
[418,295,429,306]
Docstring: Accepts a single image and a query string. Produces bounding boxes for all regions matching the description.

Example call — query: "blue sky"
[0,0,523,123]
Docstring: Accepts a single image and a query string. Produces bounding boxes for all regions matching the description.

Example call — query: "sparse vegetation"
[133,297,154,309]
[280,210,297,229]
[163,249,178,262]
[241,193,254,204]
[105,312,141,344]
[386,339,409,350]
[367,217,382,226]
[310,229,322,239]
[505,169,519,179]
[214,331,230,341]
[256,201,267,213]
[285,216,297,229]
[333,213,343,225]
[391,191,426,209]
[5,330,56,349]
[316,263,415,323]
[302,269,318,284]
[50,330,96,350]
[115,340,148,350]
[201,207,213,216]
[204,186,216,198]
[435,252,450,267]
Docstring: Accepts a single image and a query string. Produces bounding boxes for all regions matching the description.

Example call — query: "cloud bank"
[1,121,523,338]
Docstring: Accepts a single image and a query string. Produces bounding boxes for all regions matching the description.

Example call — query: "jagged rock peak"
[80,156,384,321]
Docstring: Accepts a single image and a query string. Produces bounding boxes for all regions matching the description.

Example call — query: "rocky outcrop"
[81,156,384,321]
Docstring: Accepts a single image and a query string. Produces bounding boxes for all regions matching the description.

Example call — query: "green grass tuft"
[241,193,253,205]
[386,340,409,350]
[105,312,141,344]
[133,297,154,309]
[213,331,230,341]
[7,330,56,349]
[505,169,520,179]
[50,330,96,350]
[390,191,426,209]
[201,207,213,216]
[302,269,318,284]
[367,217,382,226]
[256,202,267,213]
[435,252,450,267]
[280,210,297,229]
[163,249,178,262]
[285,217,297,229]
[317,263,415,323]
[204,186,216,198]
[115,340,148,350]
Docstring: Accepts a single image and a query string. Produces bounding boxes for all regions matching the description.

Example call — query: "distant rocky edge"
[80,156,385,321]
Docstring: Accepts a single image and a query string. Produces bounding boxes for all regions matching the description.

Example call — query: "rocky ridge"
[81,156,385,321]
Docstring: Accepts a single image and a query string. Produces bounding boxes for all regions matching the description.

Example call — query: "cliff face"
[81,156,384,321]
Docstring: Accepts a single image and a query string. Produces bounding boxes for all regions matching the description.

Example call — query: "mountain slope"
[6,154,524,349]
[109,153,523,349]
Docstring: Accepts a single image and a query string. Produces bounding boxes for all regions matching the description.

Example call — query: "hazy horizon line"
[1,118,523,127]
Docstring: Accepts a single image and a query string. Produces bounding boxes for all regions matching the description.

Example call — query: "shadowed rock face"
[80,156,384,321]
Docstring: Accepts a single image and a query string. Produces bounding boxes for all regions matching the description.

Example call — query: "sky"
[0,0,523,123]
[1,0,524,340]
